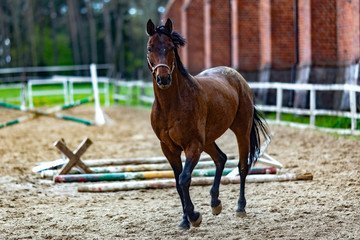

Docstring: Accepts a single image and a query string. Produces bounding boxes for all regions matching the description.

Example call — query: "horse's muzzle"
[156,74,172,89]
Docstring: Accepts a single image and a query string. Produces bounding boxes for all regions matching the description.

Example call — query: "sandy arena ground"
[0,105,359,239]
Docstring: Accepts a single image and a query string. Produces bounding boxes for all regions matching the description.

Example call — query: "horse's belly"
[205,114,235,145]
[203,89,239,144]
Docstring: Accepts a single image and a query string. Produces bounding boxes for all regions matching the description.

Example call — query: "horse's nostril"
[156,74,162,83]
[167,74,171,81]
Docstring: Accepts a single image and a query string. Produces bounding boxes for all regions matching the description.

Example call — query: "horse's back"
[196,66,253,104]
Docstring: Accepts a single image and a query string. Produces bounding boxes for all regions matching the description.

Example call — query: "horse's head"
[146,19,176,90]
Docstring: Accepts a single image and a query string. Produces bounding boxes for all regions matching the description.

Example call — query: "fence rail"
[248,82,360,135]
[114,80,360,135]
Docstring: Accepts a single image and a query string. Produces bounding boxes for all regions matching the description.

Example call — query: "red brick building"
[163,0,360,108]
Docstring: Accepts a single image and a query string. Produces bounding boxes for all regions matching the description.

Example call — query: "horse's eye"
[147,47,152,52]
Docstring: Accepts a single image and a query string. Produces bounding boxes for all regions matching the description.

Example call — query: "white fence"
[113,80,154,105]
[27,76,110,109]
[0,83,25,105]
[248,82,360,135]
[0,64,113,109]
[114,81,360,135]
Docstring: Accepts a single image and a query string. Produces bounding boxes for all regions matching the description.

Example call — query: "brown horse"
[146,18,269,229]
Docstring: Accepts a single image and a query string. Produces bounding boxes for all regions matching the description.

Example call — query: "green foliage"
[0,0,167,79]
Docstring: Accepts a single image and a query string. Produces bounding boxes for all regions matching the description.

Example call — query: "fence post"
[105,79,110,106]
[349,89,357,131]
[69,77,74,104]
[90,63,106,126]
[310,88,316,128]
[63,78,69,106]
[276,87,282,123]
[127,83,133,105]
[21,83,27,110]
[28,81,33,109]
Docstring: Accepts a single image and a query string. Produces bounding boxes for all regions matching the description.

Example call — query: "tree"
[85,0,98,63]
[26,1,37,66]
[67,0,81,66]
[102,0,114,64]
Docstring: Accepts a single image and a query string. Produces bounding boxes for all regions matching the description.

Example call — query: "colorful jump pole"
[0,97,95,128]
[41,166,276,179]
[0,96,93,113]
[0,114,36,129]
[54,168,235,183]
[32,154,238,173]
[49,159,239,176]
[78,173,313,192]
[0,102,22,110]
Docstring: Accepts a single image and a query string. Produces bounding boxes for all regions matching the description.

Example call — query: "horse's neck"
[153,70,197,109]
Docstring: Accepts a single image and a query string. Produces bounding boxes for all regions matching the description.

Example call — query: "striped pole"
[0,114,37,129]
[81,154,238,167]
[78,173,313,192]
[0,96,93,112]
[52,113,94,125]
[33,154,238,172]
[222,172,313,184]
[0,97,94,128]
[0,102,22,110]
[42,165,276,179]
[54,168,234,183]
[49,159,239,176]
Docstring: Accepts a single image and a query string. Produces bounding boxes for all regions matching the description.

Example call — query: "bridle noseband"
[147,54,175,76]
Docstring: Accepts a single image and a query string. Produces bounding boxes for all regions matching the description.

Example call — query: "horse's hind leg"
[231,122,251,217]
[204,143,227,215]
[160,143,190,229]
[236,140,249,217]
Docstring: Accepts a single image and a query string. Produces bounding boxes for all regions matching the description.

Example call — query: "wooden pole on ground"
[32,154,238,172]
[54,168,234,183]
[77,173,313,192]
[42,167,277,179]
[0,97,95,128]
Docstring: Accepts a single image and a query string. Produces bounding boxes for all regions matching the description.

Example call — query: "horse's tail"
[249,107,270,168]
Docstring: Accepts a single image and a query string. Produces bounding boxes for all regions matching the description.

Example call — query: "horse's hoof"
[212,202,222,215]
[236,211,247,217]
[178,221,190,230]
[190,212,202,227]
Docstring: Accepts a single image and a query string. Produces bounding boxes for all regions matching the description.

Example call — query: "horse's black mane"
[154,26,190,77]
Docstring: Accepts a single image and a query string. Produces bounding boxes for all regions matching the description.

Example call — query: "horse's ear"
[147,19,155,36]
[165,18,173,33]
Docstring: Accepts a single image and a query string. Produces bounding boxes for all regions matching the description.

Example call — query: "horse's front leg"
[160,143,190,229]
[179,143,203,227]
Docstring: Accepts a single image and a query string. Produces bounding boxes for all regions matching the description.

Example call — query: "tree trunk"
[9,0,23,67]
[114,1,126,77]
[77,5,89,65]
[102,0,113,64]
[0,2,6,66]
[49,0,59,66]
[67,0,81,67]
[26,1,37,66]
[85,0,97,64]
